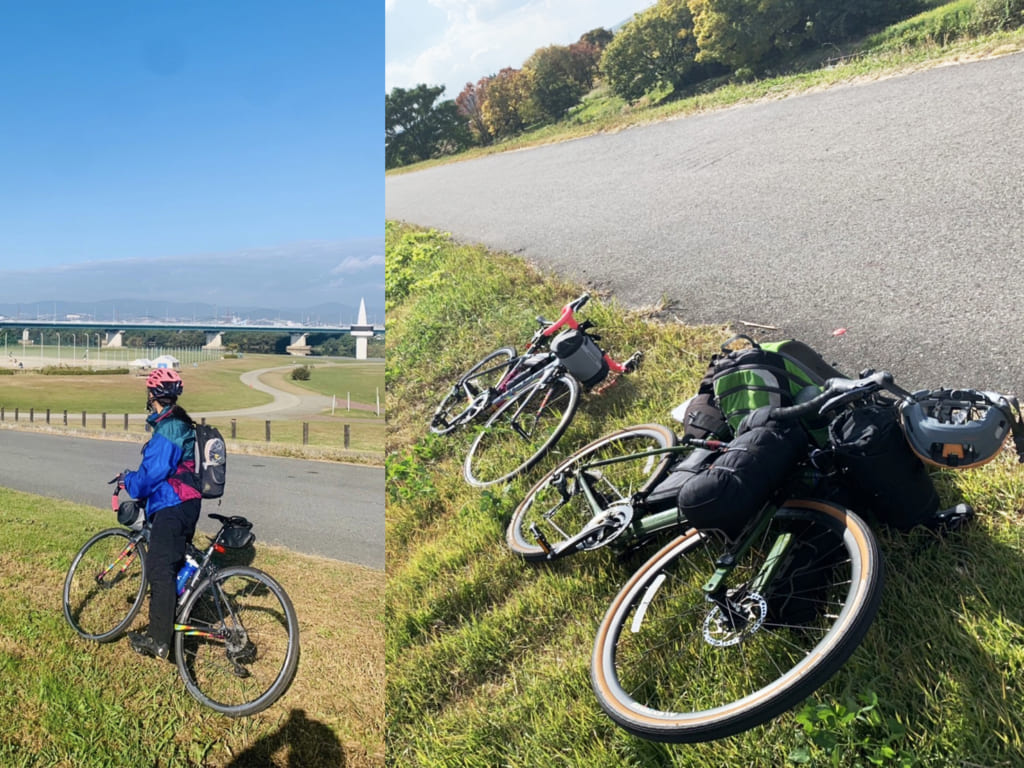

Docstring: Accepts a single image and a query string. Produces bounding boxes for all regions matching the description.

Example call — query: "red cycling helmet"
[146,368,184,399]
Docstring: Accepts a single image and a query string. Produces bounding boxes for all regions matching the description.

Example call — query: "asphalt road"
[0,429,384,570]
[386,52,1024,396]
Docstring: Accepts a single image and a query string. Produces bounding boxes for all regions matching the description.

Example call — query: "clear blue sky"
[0,2,382,314]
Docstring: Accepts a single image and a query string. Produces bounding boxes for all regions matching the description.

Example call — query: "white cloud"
[332,254,386,274]
[385,0,651,94]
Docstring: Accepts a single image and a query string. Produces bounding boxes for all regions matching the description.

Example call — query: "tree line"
[2,327,382,358]
[386,0,1023,169]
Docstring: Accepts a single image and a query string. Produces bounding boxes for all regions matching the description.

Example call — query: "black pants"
[146,499,201,647]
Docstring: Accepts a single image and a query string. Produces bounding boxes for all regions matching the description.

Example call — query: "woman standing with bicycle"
[115,368,201,661]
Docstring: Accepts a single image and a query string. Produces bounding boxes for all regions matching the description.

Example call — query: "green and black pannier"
[709,335,845,446]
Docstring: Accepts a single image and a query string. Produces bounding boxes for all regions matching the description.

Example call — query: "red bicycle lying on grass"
[430,293,642,487]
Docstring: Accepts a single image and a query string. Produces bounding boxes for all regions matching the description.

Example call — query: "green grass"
[385,224,1024,767]
[386,4,1024,175]
[0,487,384,768]
[0,354,385,460]
[286,361,384,405]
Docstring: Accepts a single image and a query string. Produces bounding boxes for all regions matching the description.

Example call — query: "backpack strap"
[720,334,760,353]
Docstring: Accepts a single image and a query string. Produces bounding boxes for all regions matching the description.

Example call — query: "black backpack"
[194,423,227,499]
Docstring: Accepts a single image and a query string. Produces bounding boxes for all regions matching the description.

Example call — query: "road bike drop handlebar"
[529,292,641,375]
[768,371,912,423]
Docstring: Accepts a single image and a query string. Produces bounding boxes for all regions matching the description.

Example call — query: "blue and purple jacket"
[123,406,202,516]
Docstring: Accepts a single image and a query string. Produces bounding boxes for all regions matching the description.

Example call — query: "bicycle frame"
[532,442,696,557]
[535,437,807,607]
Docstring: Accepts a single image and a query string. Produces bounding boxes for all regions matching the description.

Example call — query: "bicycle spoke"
[176,568,299,716]
[63,530,147,642]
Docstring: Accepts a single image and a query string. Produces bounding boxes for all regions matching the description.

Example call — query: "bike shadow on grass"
[848,510,1024,750]
[224,708,347,767]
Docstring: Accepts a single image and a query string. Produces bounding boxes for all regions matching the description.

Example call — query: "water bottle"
[175,555,199,596]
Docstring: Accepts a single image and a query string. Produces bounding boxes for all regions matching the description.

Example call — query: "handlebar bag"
[551,329,608,389]
[828,404,939,531]
[676,409,806,538]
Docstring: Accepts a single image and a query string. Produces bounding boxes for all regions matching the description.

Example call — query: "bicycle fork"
[97,543,139,586]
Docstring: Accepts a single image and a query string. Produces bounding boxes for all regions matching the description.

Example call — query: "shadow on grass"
[225,708,346,767]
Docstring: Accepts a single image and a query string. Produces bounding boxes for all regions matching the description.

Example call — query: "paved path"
[387,52,1024,396]
[0,362,384,567]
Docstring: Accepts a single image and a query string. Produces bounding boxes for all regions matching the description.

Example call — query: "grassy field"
[0,354,385,460]
[0,487,384,768]
[386,5,1024,176]
[287,361,384,406]
[385,224,1024,767]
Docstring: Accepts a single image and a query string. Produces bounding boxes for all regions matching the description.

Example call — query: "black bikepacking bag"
[828,404,939,531]
[641,447,717,513]
[676,408,807,538]
[551,328,609,389]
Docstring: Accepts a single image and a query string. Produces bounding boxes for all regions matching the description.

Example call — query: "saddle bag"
[551,328,609,388]
[677,408,807,538]
[828,404,939,530]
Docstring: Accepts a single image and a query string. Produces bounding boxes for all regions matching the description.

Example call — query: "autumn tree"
[579,27,614,51]
[523,45,591,121]
[480,68,534,139]
[600,0,704,102]
[456,77,493,145]
[385,84,471,168]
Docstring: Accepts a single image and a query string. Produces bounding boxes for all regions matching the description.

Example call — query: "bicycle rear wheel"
[506,424,678,561]
[175,565,300,717]
[591,499,883,743]
[463,373,580,487]
[430,347,516,435]
[63,528,148,642]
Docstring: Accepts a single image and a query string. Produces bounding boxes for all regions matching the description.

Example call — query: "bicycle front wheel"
[463,373,581,487]
[507,424,678,561]
[430,347,516,435]
[591,499,883,743]
[63,528,148,642]
[175,565,300,717]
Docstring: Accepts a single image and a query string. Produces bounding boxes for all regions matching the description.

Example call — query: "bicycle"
[63,487,301,718]
[508,370,1024,741]
[429,292,641,487]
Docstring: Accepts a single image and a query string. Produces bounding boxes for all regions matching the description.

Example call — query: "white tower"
[351,298,374,360]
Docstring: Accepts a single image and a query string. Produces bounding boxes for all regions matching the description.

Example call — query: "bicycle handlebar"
[540,293,590,337]
[769,371,907,422]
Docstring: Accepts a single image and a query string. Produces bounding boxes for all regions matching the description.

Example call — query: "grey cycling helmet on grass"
[901,389,1024,469]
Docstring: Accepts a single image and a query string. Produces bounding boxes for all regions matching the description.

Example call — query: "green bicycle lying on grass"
[508,370,1024,742]
[63,494,300,718]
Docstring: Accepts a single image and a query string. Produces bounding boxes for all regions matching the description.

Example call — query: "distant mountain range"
[0,239,384,325]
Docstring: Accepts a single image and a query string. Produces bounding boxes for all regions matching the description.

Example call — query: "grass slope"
[0,488,384,768]
[385,224,1024,767]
